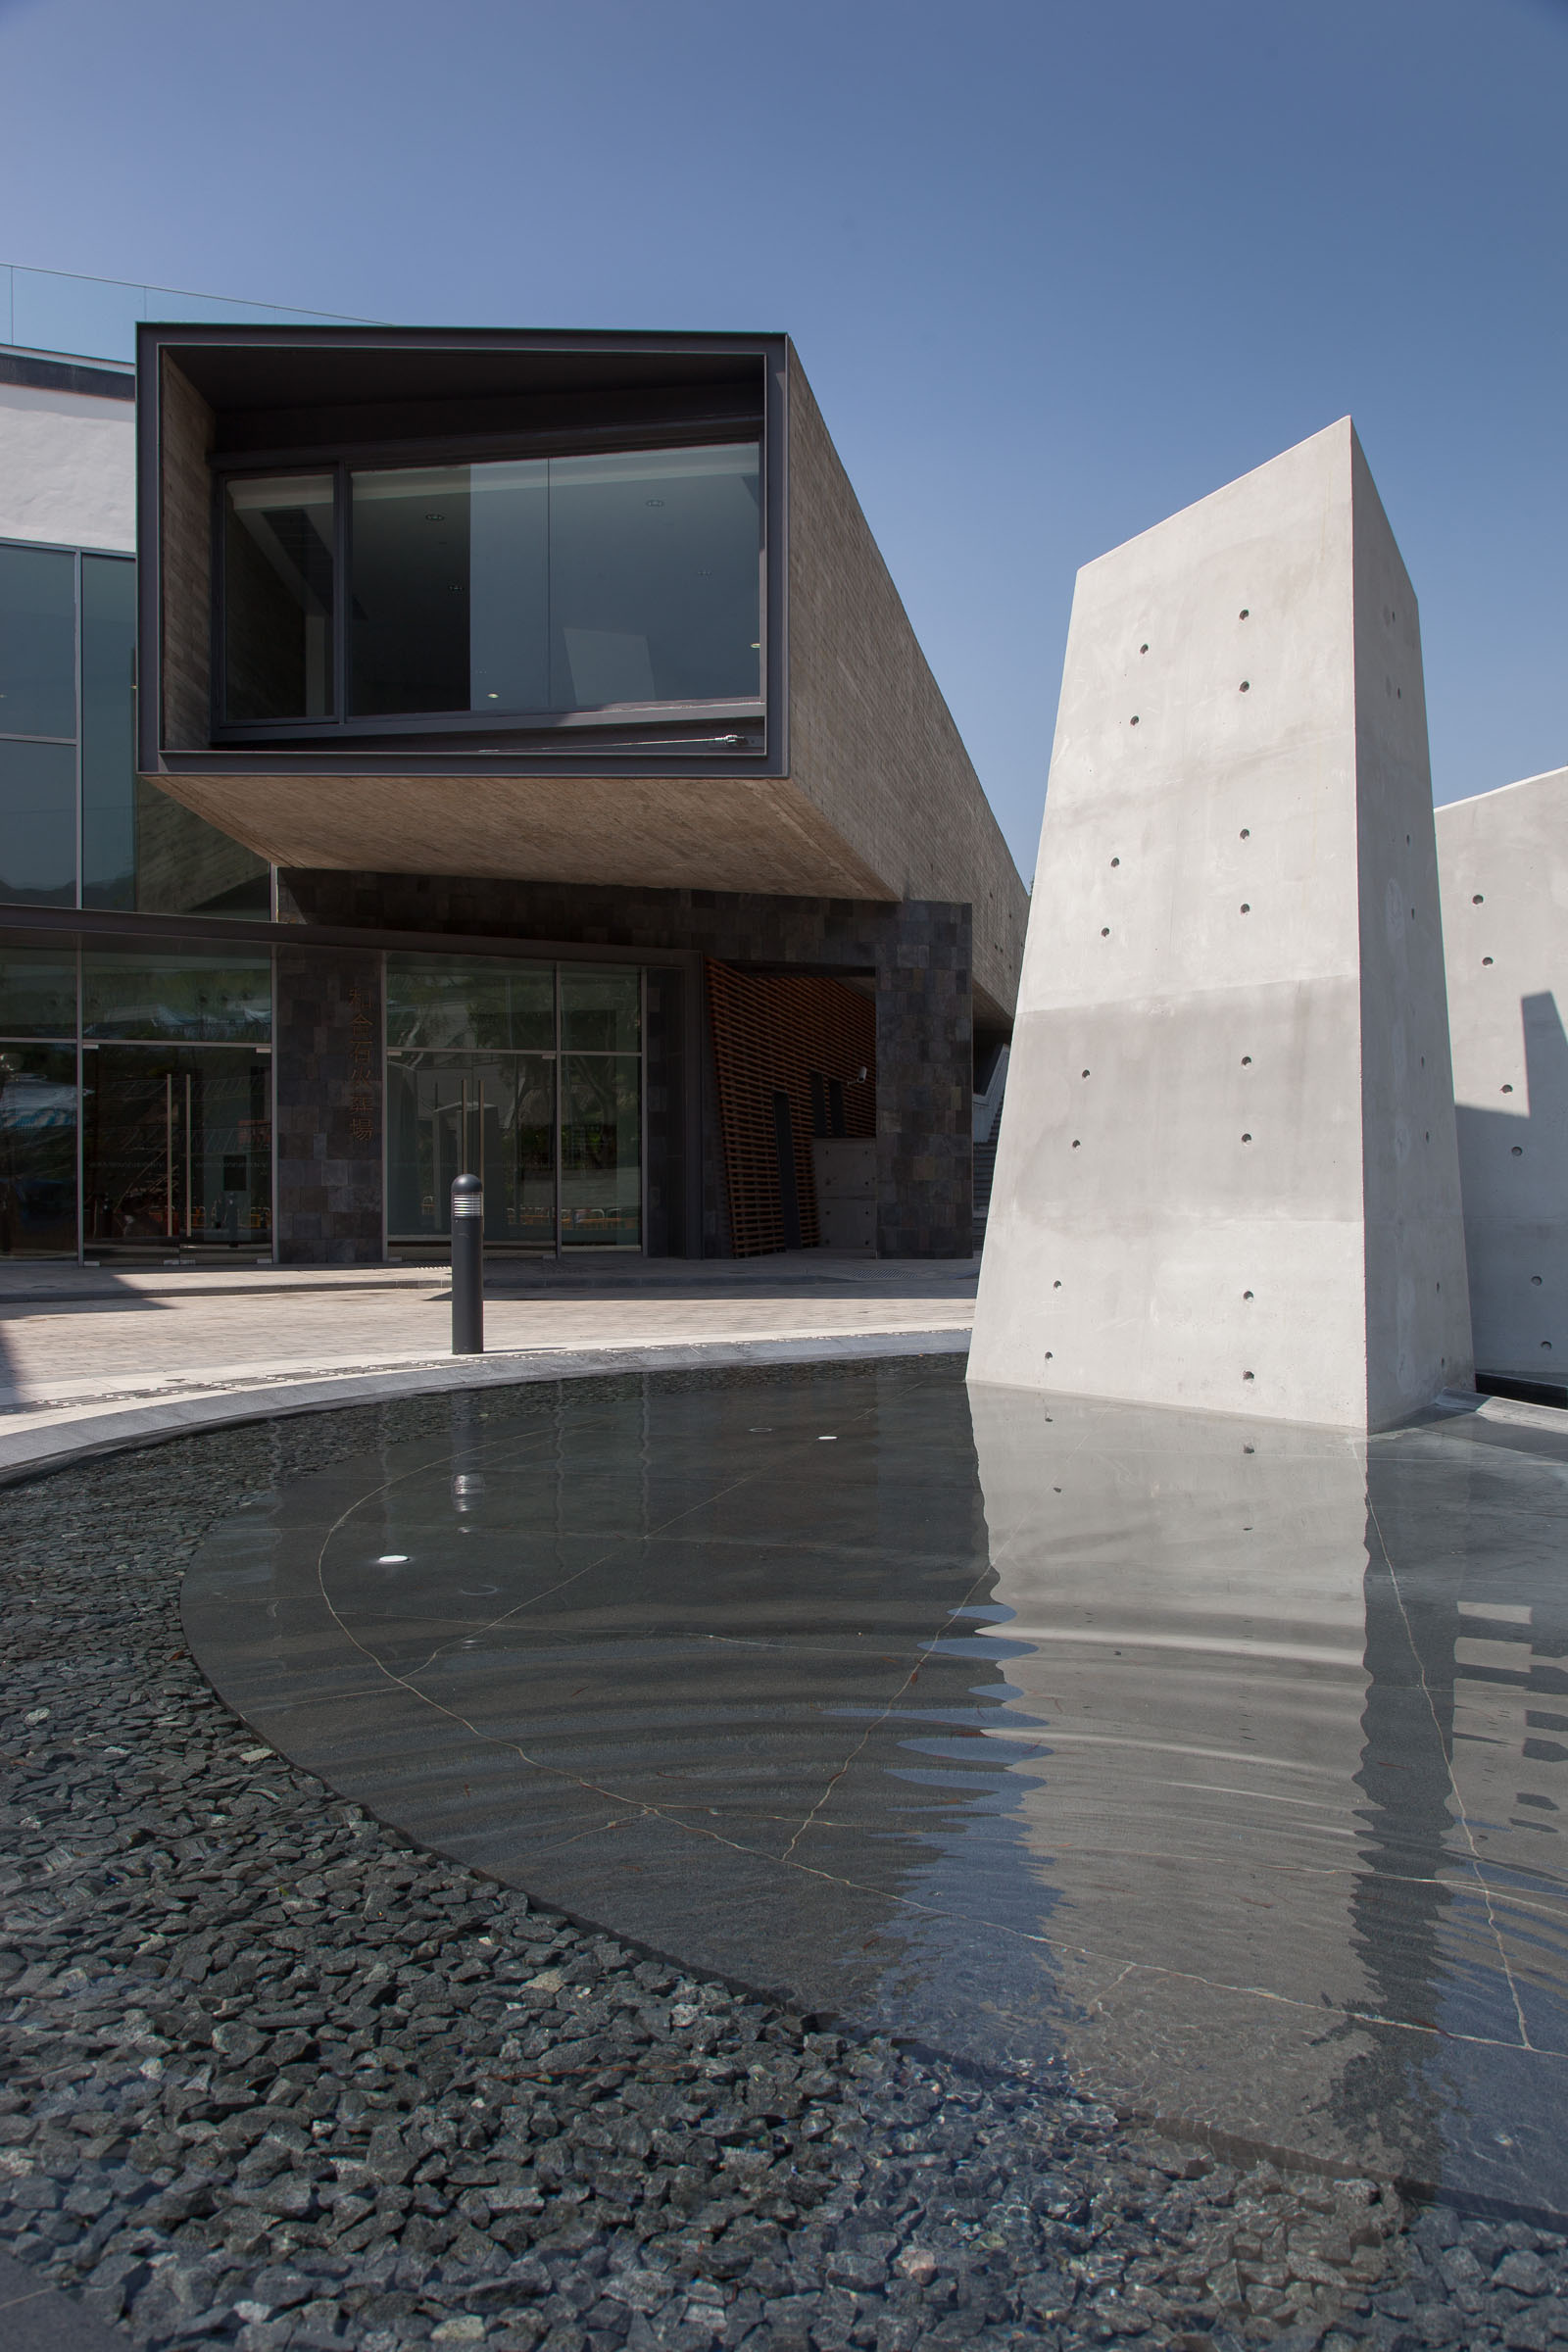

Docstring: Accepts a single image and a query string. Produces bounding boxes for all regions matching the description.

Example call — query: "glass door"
[81,1045,272,1258]
[386,1052,556,1250]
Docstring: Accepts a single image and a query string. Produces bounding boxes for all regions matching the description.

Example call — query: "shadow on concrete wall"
[1455,990,1567,1395]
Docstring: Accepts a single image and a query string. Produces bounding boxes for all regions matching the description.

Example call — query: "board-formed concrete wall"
[1436,768,1568,1383]
[970,418,1472,1430]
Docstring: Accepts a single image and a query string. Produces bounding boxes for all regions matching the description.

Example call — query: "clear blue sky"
[1,0,1562,882]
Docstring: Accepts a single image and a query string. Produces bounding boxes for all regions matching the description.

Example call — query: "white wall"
[0,378,135,552]
[969,418,1471,1430]
[1437,768,1568,1381]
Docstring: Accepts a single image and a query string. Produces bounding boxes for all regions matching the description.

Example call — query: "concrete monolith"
[1436,767,1568,1387]
[969,419,1472,1428]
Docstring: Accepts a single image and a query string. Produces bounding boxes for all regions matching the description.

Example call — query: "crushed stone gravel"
[0,1366,1564,2351]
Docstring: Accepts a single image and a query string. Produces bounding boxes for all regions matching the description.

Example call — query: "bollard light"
[451,1173,484,1355]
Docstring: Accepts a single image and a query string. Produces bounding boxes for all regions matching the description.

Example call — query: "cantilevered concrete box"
[134,325,1024,1027]
[970,419,1472,1430]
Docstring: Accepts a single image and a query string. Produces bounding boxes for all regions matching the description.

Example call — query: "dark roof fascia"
[0,347,136,401]
[136,321,787,358]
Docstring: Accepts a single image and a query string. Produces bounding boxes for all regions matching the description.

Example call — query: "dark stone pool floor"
[182,1356,1568,2223]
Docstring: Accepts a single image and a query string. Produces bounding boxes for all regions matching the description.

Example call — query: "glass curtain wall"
[0,946,77,1255]
[222,442,761,727]
[0,943,274,1259]
[0,543,76,906]
[0,536,270,916]
[387,955,641,1251]
[80,953,273,1259]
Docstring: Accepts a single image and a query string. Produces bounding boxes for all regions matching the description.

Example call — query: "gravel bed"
[0,1370,1563,2351]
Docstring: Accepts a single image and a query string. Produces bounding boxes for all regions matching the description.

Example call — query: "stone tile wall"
[274,946,383,1265]
[877,902,973,1258]
[275,874,972,1259]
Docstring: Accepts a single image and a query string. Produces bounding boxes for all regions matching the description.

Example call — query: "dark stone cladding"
[278,872,973,1259]
[274,943,383,1265]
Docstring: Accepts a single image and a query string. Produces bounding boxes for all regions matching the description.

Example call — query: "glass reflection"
[351,463,549,718]
[560,965,639,1054]
[81,951,271,1044]
[386,1053,555,1249]
[80,553,136,910]
[341,442,760,721]
[223,474,334,722]
[0,739,76,906]
[0,1044,77,1255]
[0,945,76,1039]
[385,952,554,1054]
[548,444,760,710]
[561,1053,640,1248]
[0,543,75,739]
[81,1045,271,1254]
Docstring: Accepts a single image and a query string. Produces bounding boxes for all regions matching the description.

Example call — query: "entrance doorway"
[384,954,643,1255]
[81,1044,272,1258]
[386,1054,556,1250]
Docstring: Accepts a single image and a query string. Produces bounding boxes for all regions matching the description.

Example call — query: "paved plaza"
[0,1259,975,1481]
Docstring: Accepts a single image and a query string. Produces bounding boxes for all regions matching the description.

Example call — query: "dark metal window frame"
[210,417,767,752]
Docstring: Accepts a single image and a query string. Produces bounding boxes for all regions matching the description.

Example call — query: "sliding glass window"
[222,475,335,722]
[220,442,760,730]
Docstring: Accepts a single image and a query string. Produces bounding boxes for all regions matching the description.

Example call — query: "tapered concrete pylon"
[969,419,1473,1430]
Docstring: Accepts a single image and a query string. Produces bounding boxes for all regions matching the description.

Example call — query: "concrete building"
[969,418,1473,1431]
[0,302,1026,1266]
[1436,767,1568,1398]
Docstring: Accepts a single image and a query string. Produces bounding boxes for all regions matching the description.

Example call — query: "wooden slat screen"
[706,962,876,1256]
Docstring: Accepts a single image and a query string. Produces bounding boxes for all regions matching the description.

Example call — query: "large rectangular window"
[221,440,761,732]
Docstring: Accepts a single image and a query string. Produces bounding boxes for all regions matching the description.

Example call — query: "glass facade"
[0,942,274,1259]
[81,1045,271,1255]
[0,537,270,917]
[222,441,761,729]
[0,1045,77,1255]
[386,954,641,1250]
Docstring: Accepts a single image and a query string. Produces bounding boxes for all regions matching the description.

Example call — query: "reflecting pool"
[183,1358,1568,2215]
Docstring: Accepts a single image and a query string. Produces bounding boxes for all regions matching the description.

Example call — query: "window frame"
[210,423,767,750]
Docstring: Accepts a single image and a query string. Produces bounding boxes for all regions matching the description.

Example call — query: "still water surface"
[185,1359,1568,2214]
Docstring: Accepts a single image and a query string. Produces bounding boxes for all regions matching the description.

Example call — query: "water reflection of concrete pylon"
[967,1383,1403,2175]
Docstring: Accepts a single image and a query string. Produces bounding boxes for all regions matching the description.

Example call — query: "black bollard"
[451,1173,484,1355]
